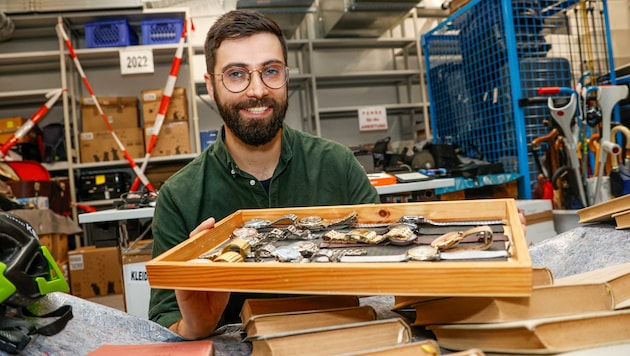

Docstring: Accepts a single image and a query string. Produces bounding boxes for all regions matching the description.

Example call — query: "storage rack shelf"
[2,5,442,212]
[0,7,197,215]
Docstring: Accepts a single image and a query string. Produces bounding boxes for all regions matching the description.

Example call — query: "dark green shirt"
[149,124,380,329]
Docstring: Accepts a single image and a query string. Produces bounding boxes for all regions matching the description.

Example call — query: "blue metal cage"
[422,0,617,199]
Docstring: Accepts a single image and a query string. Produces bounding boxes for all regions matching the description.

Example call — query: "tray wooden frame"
[146,199,532,297]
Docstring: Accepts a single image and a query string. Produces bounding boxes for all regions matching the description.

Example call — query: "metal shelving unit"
[1,4,445,213]
[0,7,199,214]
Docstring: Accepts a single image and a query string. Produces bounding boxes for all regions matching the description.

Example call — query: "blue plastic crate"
[85,19,138,48]
[141,18,184,45]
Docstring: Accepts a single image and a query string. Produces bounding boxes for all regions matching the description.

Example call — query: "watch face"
[407,245,440,261]
[275,246,301,262]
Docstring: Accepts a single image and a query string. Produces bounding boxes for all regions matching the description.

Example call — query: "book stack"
[240,295,481,356]
[577,194,630,228]
[392,263,630,354]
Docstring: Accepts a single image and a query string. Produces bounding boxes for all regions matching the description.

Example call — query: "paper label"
[358,106,388,131]
[119,48,154,75]
[68,254,84,271]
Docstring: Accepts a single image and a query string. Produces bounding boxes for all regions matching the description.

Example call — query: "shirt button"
[250,180,256,186]
[231,169,236,174]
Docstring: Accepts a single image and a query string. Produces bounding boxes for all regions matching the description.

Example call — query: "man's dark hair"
[204,9,288,75]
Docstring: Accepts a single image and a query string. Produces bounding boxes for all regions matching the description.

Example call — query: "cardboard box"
[0,117,28,145]
[367,172,396,186]
[0,131,29,145]
[141,87,188,125]
[122,240,153,318]
[144,121,191,157]
[39,233,68,265]
[0,116,26,133]
[147,199,532,297]
[81,96,140,132]
[79,127,145,163]
[68,246,123,298]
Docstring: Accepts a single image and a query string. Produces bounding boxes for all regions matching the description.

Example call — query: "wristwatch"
[275,245,301,262]
[214,251,244,263]
[222,237,252,257]
[384,224,417,245]
[242,213,297,230]
[430,225,494,252]
[296,211,358,231]
[406,245,441,261]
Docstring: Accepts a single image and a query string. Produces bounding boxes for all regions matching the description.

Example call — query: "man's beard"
[215,94,288,147]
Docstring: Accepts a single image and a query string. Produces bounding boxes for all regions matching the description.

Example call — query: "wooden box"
[146,199,533,297]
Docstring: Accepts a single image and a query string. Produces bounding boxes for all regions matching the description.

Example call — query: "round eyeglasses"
[212,63,289,93]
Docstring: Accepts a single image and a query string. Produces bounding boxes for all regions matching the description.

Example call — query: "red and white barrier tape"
[130,18,189,192]
[0,88,65,159]
[55,20,155,192]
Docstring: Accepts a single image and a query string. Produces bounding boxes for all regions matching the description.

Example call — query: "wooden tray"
[146,199,532,296]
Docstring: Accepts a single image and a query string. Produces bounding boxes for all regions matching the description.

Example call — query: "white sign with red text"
[358,106,388,131]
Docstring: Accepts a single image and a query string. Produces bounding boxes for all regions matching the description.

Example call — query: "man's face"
[208,33,288,147]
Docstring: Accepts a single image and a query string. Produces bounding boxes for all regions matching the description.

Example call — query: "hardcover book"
[240,295,359,327]
[250,318,412,356]
[410,282,615,325]
[392,266,554,312]
[410,262,630,325]
[87,340,214,356]
[244,305,377,340]
[577,193,630,223]
[428,309,630,354]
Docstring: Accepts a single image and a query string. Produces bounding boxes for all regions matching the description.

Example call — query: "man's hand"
[169,217,231,340]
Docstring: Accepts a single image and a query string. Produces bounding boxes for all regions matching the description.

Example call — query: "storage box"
[79,128,145,163]
[81,96,140,132]
[122,240,153,318]
[147,199,532,297]
[0,116,29,145]
[0,131,29,145]
[141,87,188,125]
[367,172,396,186]
[144,121,190,157]
[85,19,139,48]
[141,18,184,45]
[39,233,68,265]
[68,246,123,298]
[0,116,26,133]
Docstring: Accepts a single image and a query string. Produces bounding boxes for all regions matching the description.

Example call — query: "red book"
[87,340,214,356]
